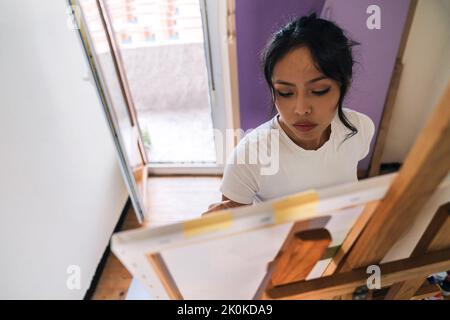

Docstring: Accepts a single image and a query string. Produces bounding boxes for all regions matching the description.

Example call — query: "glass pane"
[78,0,146,220]
[105,0,217,164]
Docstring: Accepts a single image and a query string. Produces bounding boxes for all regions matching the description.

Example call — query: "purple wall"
[235,0,326,131]
[320,0,410,170]
[235,0,411,171]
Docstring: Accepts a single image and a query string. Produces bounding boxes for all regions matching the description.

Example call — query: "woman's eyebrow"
[306,75,328,84]
[274,80,296,86]
[274,75,328,86]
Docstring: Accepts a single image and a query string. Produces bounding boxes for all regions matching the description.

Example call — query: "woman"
[204,13,375,214]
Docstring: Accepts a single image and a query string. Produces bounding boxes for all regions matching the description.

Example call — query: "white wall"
[0,1,129,299]
[381,0,450,163]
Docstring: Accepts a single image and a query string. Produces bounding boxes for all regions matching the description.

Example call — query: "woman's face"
[272,46,341,150]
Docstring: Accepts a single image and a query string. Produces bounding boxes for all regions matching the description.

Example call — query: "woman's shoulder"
[342,108,374,130]
[340,108,375,159]
[338,108,375,142]
[225,116,277,169]
[235,117,277,148]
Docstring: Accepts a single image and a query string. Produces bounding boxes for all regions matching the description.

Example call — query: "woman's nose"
[294,94,312,115]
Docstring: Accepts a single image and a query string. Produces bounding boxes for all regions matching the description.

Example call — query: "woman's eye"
[276,91,293,97]
[312,87,331,96]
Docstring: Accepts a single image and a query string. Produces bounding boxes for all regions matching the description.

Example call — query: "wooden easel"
[256,83,450,300]
[115,84,449,300]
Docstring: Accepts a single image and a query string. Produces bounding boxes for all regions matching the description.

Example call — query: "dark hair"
[261,12,360,141]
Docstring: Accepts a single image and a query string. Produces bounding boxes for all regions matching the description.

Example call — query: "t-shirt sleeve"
[220,141,260,205]
[358,113,376,160]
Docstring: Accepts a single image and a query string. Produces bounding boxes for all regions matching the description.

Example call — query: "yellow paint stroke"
[183,211,233,238]
[272,190,319,224]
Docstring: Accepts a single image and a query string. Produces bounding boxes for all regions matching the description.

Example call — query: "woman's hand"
[202,195,248,216]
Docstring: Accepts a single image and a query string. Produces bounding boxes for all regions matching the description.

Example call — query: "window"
[81,0,218,164]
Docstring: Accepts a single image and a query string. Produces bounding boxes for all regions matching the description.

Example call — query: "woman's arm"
[202,194,248,216]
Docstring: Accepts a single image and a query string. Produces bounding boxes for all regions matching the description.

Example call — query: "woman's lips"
[293,123,317,132]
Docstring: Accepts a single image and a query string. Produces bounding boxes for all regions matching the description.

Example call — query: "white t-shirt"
[220,108,375,204]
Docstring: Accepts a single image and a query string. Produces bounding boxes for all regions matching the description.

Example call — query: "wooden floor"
[91,175,222,300]
[143,175,222,226]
